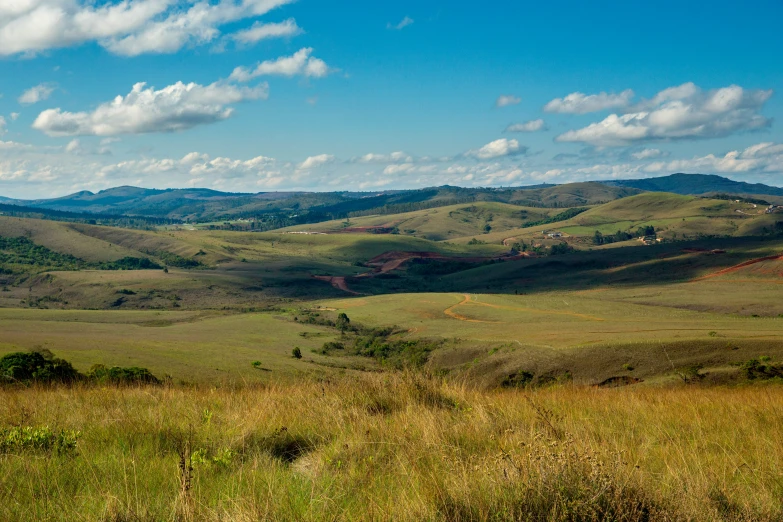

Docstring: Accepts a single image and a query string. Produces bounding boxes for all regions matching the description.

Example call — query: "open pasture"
[0,308,351,383]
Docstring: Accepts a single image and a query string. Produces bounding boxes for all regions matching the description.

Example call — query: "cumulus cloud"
[32,80,267,136]
[504,119,546,132]
[556,84,773,146]
[230,48,331,81]
[388,16,413,30]
[10,112,19,121]
[467,138,527,160]
[382,163,414,175]
[496,95,521,108]
[0,116,6,135]
[298,154,334,170]
[631,148,663,160]
[64,139,82,154]
[544,89,634,114]
[19,84,55,105]
[232,18,301,44]
[0,0,296,57]
[353,151,413,164]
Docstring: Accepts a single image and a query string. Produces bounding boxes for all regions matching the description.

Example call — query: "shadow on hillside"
[341,236,783,295]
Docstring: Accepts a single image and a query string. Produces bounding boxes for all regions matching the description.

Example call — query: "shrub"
[0,426,81,455]
[292,347,302,359]
[0,350,81,384]
[86,364,160,385]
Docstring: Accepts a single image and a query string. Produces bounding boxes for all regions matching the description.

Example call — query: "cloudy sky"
[1,0,782,198]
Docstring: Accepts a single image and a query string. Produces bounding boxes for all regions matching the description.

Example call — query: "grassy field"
[282,202,557,240]
[450,193,782,246]
[1,377,782,521]
[2,274,783,387]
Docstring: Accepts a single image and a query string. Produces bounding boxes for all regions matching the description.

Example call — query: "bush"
[0,350,81,384]
[292,347,302,359]
[0,426,81,455]
[86,364,160,385]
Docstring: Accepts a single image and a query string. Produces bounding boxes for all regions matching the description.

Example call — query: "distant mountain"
[603,173,783,197]
[0,182,641,224]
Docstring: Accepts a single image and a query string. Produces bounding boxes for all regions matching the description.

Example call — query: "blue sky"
[1,0,782,198]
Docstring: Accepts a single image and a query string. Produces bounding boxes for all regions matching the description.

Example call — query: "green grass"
[281,201,556,240]
[0,309,359,383]
[449,192,781,246]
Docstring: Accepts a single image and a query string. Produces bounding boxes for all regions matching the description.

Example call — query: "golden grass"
[2,375,782,521]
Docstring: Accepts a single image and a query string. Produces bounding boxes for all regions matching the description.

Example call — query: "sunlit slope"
[280,202,556,240]
[450,192,780,245]
[0,216,142,262]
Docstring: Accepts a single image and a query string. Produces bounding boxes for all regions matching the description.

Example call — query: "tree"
[0,350,80,384]
[336,313,351,335]
[593,231,604,245]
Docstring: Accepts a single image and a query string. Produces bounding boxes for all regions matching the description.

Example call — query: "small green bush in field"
[86,364,160,385]
[292,347,302,359]
[191,447,235,468]
[0,426,81,455]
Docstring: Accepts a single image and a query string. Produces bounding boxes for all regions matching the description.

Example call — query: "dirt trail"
[443,295,500,323]
[691,254,783,282]
[443,294,604,323]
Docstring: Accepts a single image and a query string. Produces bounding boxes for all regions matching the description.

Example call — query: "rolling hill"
[281,202,558,241]
[604,173,783,197]
[451,192,783,247]
[0,182,641,223]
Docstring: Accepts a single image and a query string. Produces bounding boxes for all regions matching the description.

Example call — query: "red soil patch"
[692,254,783,282]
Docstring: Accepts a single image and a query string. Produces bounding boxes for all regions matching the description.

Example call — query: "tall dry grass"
[1,374,782,521]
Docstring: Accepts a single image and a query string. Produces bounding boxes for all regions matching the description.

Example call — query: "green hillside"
[281,202,557,240]
[451,192,783,247]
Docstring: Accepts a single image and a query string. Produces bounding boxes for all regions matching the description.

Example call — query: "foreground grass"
[1,376,782,521]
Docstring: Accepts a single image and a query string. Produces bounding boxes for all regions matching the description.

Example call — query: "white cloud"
[32,80,267,136]
[19,83,55,104]
[544,89,634,114]
[388,16,413,30]
[230,48,331,82]
[468,138,527,160]
[631,148,663,160]
[741,142,783,159]
[0,0,295,57]
[496,95,521,108]
[64,139,82,154]
[556,84,773,146]
[0,116,6,135]
[232,18,301,44]
[353,151,413,164]
[505,119,546,132]
[298,154,334,170]
[643,151,760,174]
[382,163,414,175]
[10,112,19,121]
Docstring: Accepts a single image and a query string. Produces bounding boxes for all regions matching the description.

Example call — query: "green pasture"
[0,309,352,383]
